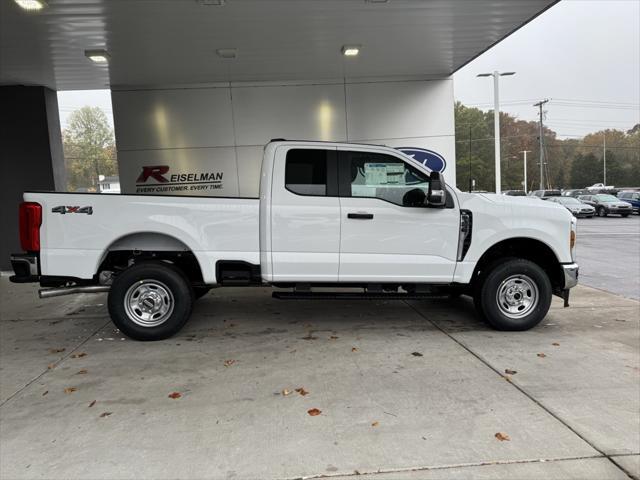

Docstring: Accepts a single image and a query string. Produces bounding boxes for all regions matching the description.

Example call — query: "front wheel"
[475,258,552,331]
[621,213,629,218]
[597,207,607,217]
[108,262,194,341]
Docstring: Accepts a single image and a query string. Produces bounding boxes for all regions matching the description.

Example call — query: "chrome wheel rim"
[496,274,539,319]
[124,280,174,327]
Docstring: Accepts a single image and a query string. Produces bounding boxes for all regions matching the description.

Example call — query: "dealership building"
[0,0,557,269]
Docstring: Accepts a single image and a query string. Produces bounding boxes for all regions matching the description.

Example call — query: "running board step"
[272,291,447,300]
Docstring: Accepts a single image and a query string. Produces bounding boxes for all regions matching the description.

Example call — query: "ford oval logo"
[397,147,447,173]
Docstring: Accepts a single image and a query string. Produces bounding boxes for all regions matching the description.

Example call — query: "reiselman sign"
[134,165,225,194]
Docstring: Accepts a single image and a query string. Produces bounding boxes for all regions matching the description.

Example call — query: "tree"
[569,153,601,188]
[62,106,117,191]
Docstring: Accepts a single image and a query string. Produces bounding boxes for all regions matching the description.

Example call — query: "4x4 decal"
[52,206,93,215]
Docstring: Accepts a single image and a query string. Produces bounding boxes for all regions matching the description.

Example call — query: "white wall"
[112,78,455,197]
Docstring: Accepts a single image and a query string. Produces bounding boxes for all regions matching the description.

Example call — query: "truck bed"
[24,192,260,283]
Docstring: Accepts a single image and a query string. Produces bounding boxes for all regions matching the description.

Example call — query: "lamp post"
[520,150,531,193]
[477,71,515,194]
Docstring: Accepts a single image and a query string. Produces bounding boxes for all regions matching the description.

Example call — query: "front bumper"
[562,263,579,289]
[9,253,40,283]
[607,206,632,214]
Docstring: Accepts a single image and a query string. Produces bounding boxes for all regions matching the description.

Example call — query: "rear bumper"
[9,253,39,283]
[562,263,579,289]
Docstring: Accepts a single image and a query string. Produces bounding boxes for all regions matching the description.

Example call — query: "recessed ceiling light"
[14,0,47,11]
[341,45,361,57]
[365,0,389,3]
[196,0,225,5]
[216,48,237,59]
[84,49,110,64]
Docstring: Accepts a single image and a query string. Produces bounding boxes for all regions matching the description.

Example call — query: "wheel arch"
[472,237,564,292]
[96,231,205,284]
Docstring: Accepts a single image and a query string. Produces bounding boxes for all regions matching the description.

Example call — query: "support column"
[0,86,65,270]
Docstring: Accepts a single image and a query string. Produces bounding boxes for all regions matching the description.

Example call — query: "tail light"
[19,202,42,252]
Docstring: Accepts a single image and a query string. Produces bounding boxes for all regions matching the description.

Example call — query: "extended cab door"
[269,146,340,282]
[337,147,459,283]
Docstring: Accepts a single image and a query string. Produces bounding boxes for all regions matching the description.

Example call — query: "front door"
[337,147,459,283]
[269,146,340,282]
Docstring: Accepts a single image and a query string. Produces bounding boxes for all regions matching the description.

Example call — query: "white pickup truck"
[10,140,578,340]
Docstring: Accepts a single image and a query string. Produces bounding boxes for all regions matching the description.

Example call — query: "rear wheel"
[474,258,552,331]
[108,262,194,341]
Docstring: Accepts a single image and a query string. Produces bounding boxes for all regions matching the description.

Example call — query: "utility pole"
[533,99,549,190]
[603,132,607,185]
[477,71,515,193]
[521,150,531,193]
[468,123,472,192]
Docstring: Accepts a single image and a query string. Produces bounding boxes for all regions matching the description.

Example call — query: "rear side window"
[285,149,331,196]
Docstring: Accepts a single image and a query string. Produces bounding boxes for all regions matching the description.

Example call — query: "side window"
[285,149,329,196]
[346,151,430,207]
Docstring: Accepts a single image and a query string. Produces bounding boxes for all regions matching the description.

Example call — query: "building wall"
[112,78,455,198]
[0,86,65,270]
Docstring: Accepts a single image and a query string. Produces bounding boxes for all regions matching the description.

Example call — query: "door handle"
[348,213,374,220]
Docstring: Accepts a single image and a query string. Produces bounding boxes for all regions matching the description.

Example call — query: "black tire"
[193,286,211,299]
[621,213,629,218]
[108,262,194,341]
[597,207,607,217]
[475,258,552,331]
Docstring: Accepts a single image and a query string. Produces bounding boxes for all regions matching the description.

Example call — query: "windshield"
[557,197,581,205]
[595,194,618,202]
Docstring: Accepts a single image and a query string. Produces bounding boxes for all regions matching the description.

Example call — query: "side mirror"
[426,171,447,207]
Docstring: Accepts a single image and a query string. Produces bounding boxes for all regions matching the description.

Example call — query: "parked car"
[586,183,614,191]
[547,197,595,218]
[617,191,640,214]
[530,189,562,199]
[577,194,633,217]
[9,140,579,340]
[502,190,527,196]
[562,189,588,198]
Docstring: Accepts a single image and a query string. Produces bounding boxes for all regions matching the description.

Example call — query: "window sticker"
[364,163,405,185]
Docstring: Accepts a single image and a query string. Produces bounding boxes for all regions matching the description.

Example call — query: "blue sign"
[397,147,447,173]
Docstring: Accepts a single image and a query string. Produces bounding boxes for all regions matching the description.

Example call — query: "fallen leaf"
[537,353,546,358]
[329,336,339,340]
[411,352,423,357]
[76,369,88,375]
[168,392,182,399]
[47,364,55,370]
[371,421,379,427]
[42,390,48,396]
[295,387,309,396]
[88,400,96,408]
[302,334,318,340]
[307,408,322,416]
[71,352,87,358]
[99,412,112,418]
[223,359,236,367]
[505,369,517,375]
[282,389,292,396]
[64,387,77,394]
[505,376,512,383]
[495,432,511,441]
[49,348,65,354]
[351,347,358,352]
[552,342,560,346]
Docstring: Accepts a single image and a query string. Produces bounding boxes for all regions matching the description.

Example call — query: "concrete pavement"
[1,278,638,480]
[576,215,640,300]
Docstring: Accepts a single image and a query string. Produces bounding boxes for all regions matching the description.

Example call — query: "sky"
[58,0,640,139]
